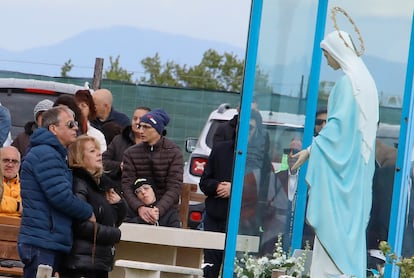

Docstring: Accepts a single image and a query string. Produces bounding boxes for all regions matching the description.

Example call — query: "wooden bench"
[115,260,203,278]
[179,183,206,229]
[0,216,23,277]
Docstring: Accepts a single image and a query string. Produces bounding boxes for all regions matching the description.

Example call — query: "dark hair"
[75,90,96,121]
[135,106,151,113]
[316,108,327,117]
[250,109,263,131]
[54,95,87,134]
[101,121,123,145]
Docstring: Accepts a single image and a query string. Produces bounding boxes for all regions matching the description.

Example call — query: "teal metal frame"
[222,0,263,277]
[291,0,328,251]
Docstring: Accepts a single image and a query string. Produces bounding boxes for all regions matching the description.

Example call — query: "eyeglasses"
[64,120,78,129]
[137,124,152,130]
[315,119,326,126]
[134,184,152,194]
[283,148,300,155]
[2,158,20,165]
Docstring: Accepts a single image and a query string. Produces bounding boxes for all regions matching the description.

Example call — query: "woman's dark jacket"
[63,167,128,272]
[102,126,135,188]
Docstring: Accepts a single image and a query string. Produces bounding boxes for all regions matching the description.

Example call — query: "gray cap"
[33,99,54,121]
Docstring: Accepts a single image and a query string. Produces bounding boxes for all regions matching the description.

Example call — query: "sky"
[1,0,252,51]
[1,0,413,74]
[1,1,412,53]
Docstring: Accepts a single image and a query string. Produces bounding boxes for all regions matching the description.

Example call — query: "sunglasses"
[315,119,326,126]
[283,148,300,155]
[65,120,78,129]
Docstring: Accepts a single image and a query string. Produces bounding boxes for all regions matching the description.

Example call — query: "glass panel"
[321,2,413,275]
[234,1,413,277]
[236,0,318,259]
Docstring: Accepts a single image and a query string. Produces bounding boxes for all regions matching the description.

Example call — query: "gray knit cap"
[33,99,54,121]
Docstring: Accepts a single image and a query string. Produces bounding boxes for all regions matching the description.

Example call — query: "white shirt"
[287,169,299,201]
[87,122,107,152]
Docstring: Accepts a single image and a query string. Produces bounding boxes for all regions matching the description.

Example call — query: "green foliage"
[140,49,260,92]
[379,241,414,278]
[140,53,181,87]
[104,55,133,83]
[61,59,73,77]
[254,67,274,94]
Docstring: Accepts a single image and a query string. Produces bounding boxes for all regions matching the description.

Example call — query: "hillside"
[0,26,245,80]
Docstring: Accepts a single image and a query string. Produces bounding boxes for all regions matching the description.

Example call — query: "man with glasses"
[18,106,95,278]
[122,109,184,227]
[0,146,22,218]
[260,138,303,255]
[314,108,327,137]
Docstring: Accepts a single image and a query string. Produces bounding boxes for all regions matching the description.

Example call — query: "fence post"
[93,57,104,90]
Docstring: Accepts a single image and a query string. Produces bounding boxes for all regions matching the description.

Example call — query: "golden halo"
[331,6,365,56]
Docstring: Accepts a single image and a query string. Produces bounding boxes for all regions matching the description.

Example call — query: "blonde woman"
[61,135,127,278]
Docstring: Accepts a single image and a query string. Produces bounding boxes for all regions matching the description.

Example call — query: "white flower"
[234,234,311,278]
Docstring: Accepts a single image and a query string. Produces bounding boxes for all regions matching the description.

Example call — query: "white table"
[110,223,259,278]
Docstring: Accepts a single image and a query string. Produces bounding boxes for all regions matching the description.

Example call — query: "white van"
[0,78,88,139]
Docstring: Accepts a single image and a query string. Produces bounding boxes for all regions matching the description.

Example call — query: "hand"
[105,188,121,204]
[216,181,231,198]
[151,207,159,222]
[291,149,310,171]
[120,162,124,171]
[88,212,96,223]
[138,206,159,224]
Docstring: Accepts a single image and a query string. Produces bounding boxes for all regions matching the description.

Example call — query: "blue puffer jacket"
[18,128,93,253]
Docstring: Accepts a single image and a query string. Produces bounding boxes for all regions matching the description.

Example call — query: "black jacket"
[102,125,135,188]
[125,202,181,227]
[62,168,128,272]
[199,140,235,221]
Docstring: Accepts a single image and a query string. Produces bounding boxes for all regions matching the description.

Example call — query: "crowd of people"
[0,88,184,277]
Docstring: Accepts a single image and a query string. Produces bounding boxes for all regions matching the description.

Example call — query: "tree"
[61,59,73,77]
[140,49,246,92]
[104,55,133,83]
[140,53,181,87]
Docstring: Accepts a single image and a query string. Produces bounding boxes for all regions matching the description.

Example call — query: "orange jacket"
[1,175,22,218]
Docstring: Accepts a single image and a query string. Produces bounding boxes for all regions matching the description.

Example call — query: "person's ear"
[48,124,58,135]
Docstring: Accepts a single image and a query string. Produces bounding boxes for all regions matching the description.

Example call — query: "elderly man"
[18,106,95,277]
[0,146,22,218]
[91,89,130,133]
